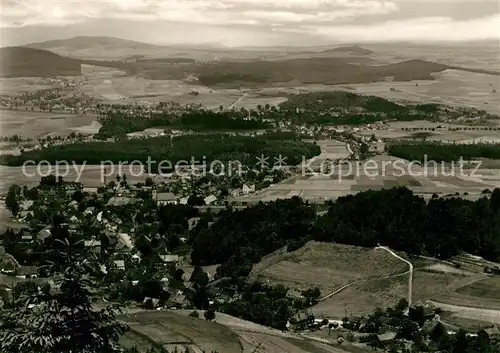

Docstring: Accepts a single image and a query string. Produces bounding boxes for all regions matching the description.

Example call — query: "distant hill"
[0,47,81,77]
[321,45,374,55]
[24,36,164,51]
[23,36,170,60]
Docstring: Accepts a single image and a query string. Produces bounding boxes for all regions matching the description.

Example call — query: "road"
[318,269,412,302]
[376,246,414,310]
[227,92,248,110]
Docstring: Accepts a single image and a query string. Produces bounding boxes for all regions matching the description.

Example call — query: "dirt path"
[318,270,411,302]
[227,92,248,109]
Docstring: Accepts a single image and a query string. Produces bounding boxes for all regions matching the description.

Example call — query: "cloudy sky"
[1,0,499,46]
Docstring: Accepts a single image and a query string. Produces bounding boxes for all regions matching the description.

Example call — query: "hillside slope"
[0,47,81,77]
[321,45,374,55]
[24,36,164,51]
[23,36,170,60]
[119,309,353,353]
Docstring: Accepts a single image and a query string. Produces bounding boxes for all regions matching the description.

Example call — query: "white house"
[154,192,179,206]
[204,195,217,205]
[159,255,180,264]
[242,184,255,195]
[118,233,133,250]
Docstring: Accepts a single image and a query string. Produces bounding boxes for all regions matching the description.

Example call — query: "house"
[167,291,186,308]
[422,318,440,335]
[204,195,217,205]
[107,197,137,207]
[375,332,397,346]
[21,200,34,210]
[231,188,242,197]
[154,192,179,205]
[117,233,133,250]
[21,234,33,242]
[113,260,125,270]
[410,302,436,320]
[159,255,180,264]
[37,226,51,242]
[242,184,255,195]
[143,297,160,309]
[188,217,200,231]
[479,326,500,343]
[100,265,108,274]
[263,175,274,183]
[83,207,95,215]
[286,289,304,300]
[84,239,101,253]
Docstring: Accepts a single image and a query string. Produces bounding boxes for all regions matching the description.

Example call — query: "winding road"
[375,246,414,309]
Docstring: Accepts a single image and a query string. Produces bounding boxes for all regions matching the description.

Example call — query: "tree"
[145,177,154,187]
[395,298,409,312]
[452,329,469,353]
[204,308,215,321]
[187,194,205,206]
[0,237,129,353]
[5,184,21,216]
[491,188,500,213]
[190,266,209,288]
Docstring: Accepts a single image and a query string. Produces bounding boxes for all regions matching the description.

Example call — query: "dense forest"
[388,142,500,162]
[190,187,500,278]
[1,133,320,169]
[97,109,271,138]
[279,91,408,112]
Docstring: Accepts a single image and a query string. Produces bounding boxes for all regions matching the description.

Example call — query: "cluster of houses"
[291,301,500,350]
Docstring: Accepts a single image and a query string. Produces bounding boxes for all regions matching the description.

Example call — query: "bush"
[204,308,216,321]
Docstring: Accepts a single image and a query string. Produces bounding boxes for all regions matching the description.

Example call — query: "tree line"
[388,142,500,162]
[97,109,271,138]
[0,133,321,170]
[189,187,500,278]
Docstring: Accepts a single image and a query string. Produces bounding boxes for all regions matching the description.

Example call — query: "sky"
[1,0,499,46]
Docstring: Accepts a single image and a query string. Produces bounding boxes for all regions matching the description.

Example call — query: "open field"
[0,109,98,139]
[363,42,500,72]
[250,241,408,293]
[119,311,243,353]
[429,301,500,326]
[119,309,358,353]
[0,164,153,195]
[80,65,285,109]
[0,77,61,95]
[311,270,485,318]
[250,240,500,320]
[235,152,500,203]
[360,120,500,144]
[435,277,500,311]
[332,70,500,115]
[2,138,498,197]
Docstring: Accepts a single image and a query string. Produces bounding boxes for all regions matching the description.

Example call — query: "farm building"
[479,326,500,343]
[154,192,179,206]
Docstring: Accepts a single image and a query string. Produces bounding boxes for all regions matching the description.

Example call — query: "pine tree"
[5,184,21,217]
[0,237,129,353]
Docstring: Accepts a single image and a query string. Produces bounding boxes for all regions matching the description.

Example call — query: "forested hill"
[0,47,82,77]
[189,187,500,279]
